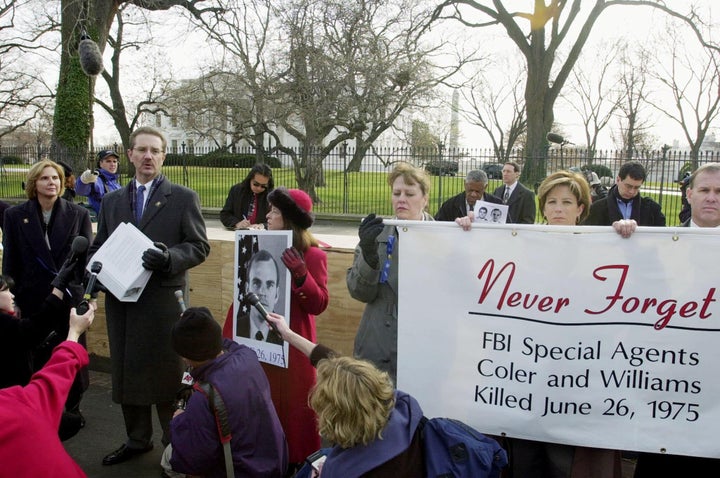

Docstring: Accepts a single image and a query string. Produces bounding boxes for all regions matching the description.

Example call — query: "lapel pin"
[23,218,28,224]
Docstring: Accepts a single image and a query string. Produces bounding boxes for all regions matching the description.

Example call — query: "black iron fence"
[1,144,716,226]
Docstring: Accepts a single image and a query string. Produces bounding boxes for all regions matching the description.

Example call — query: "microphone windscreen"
[546,132,565,144]
[79,38,104,76]
[71,236,89,254]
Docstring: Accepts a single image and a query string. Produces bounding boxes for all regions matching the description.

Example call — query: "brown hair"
[129,126,167,151]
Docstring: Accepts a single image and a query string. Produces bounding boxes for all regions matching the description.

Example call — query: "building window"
[171,139,178,154]
[155,113,162,128]
[171,116,178,128]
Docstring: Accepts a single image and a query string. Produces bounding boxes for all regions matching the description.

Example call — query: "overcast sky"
[91,1,717,151]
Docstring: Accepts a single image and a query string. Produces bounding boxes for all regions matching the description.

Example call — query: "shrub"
[582,163,613,179]
[678,162,694,181]
[0,155,24,165]
[164,152,281,168]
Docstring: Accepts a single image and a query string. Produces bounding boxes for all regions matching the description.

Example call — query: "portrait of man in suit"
[237,249,284,344]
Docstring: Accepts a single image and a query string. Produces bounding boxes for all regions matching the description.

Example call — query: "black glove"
[51,255,80,291]
[358,213,384,268]
[142,242,171,271]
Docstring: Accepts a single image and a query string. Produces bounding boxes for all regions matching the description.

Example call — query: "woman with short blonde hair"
[310,356,395,449]
[537,170,591,225]
[24,159,66,199]
[3,158,93,431]
[348,162,433,384]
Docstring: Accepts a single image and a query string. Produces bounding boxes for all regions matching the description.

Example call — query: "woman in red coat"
[223,187,329,473]
[265,187,329,471]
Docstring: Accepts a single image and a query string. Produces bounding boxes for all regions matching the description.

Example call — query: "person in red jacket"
[0,303,95,477]
[223,187,329,474]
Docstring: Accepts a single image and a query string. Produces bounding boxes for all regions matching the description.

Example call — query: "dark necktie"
[255,330,264,341]
[503,186,510,204]
[135,185,146,223]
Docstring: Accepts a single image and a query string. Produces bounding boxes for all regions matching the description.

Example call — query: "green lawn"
[0,165,686,226]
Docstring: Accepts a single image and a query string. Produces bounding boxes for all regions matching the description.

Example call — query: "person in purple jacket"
[162,307,288,478]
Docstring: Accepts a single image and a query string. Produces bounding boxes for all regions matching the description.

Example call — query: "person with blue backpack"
[265,313,507,478]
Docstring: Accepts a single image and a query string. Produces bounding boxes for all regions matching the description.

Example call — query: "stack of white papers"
[87,222,154,302]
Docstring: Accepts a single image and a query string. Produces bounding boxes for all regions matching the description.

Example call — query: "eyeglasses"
[133,146,164,157]
[252,181,269,190]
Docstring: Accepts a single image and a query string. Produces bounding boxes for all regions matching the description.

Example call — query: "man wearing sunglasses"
[220,164,274,230]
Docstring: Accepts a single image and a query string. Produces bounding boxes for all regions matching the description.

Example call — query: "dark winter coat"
[493,182,537,224]
[434,192,502,222]
[90,177,209,404]
[220,182,272,228]
[583,185,665,226]
[0,293,68,389]
[3,198,93,317]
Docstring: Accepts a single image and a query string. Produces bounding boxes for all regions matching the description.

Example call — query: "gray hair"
[466,170,488,185]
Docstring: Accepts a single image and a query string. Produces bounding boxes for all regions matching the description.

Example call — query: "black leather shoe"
[102,443,154,466]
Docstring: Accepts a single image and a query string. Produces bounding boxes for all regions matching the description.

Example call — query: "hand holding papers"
[87,222,155,302]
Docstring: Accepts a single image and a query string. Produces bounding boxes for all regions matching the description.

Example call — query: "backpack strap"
[194,381,233,478]
[97,171,110,194]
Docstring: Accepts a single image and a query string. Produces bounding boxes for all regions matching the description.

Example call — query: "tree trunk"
[53,0,118,163]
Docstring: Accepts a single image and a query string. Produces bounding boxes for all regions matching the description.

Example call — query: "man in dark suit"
[633,162,720,476]
[583,161,665,227]
[493,161,537,224]
[91,126,210,467]
[435,169,501,221]
[237,249,283,345]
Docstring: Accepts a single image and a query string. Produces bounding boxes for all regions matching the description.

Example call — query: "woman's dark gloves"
[358,213,384,268]
[51,256,79,290]
[282,247,307,286]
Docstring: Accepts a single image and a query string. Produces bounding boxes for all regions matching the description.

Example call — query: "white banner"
[396,222,720,458]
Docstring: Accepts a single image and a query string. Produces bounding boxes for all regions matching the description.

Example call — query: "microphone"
[546,132,574,146]
[77,261,102,315]
[174,290,187,313]
[246,292,280,336]
[546,132,565,144]
[66,236,89,266]
[78,31,104,76]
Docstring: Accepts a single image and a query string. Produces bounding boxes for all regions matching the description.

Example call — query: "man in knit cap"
[162,307,288,478]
